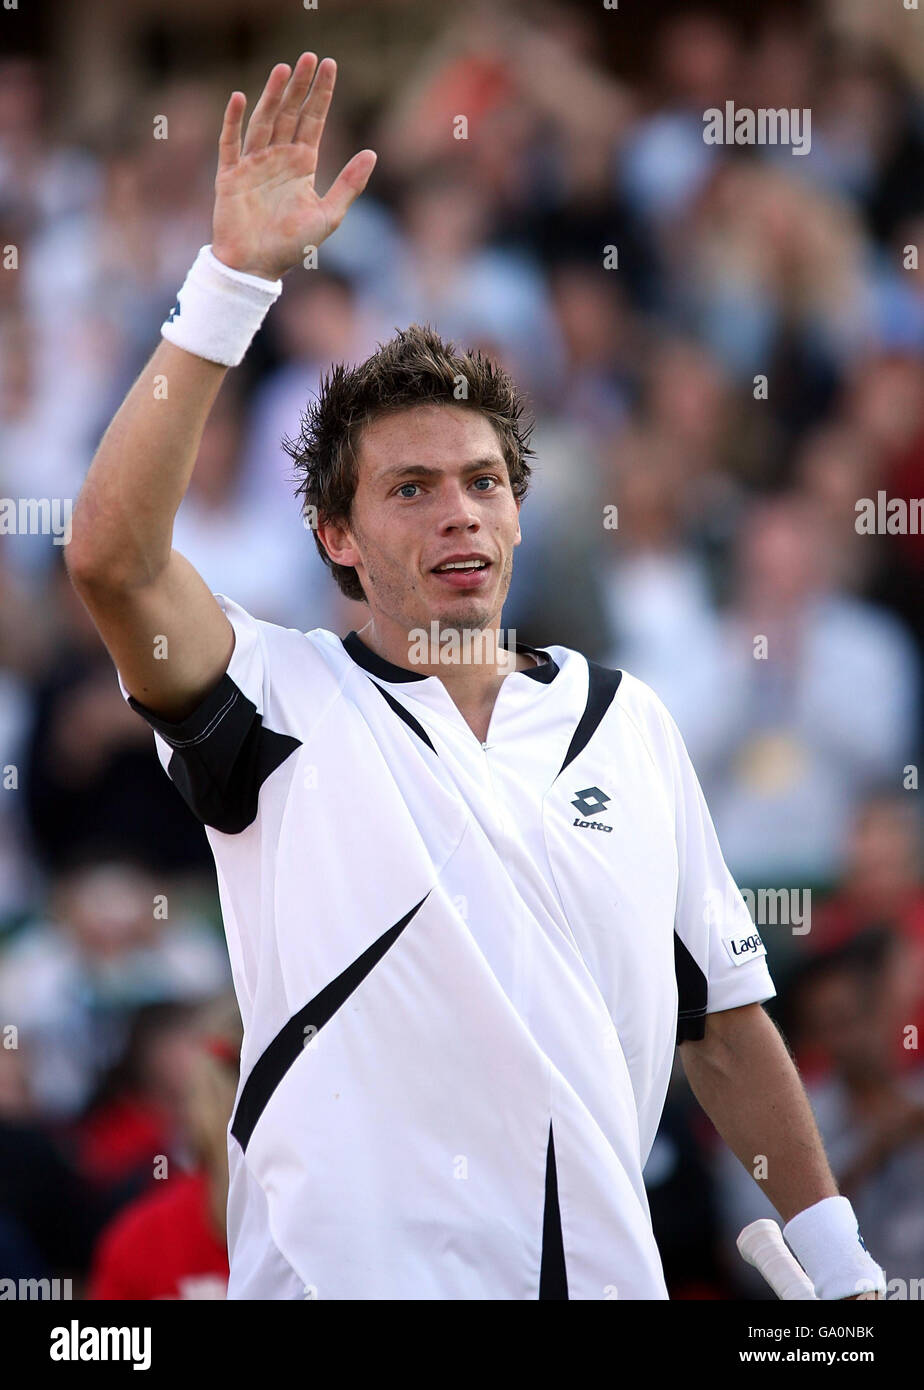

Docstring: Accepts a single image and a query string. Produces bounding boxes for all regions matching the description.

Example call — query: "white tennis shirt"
[117,593,776,1300]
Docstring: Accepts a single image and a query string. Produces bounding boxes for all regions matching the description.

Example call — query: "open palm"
[212,54,376,281]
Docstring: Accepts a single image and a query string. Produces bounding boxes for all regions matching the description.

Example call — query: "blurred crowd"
[0,0,922,1299]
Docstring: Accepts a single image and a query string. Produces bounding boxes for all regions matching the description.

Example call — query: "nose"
[437,480,482,534]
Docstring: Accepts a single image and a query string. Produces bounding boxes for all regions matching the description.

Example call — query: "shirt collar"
[341,630,560,684]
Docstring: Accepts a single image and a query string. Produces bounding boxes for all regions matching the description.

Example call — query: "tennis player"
[66,55,885,1301]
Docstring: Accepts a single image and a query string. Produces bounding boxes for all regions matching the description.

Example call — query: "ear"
[513,496,522,548]
[316,516,361,570]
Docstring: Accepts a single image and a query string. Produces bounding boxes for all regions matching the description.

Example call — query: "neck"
[355,615,535,695]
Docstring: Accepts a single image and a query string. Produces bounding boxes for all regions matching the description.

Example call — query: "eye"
[394,475,498,499]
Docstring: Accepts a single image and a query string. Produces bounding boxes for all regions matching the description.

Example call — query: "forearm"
[68,339,228,589]
[680,1005,838,1223]
[69,55,376,593]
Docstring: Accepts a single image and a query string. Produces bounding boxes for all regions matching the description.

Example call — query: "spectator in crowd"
[0,56,100,228]
[806,791,924,1077]
[0,1041,113,1296]
[698,494,918,886]
[604,489,918,887]
[713,928,924,1297]
[0,545,48,921]
[360,163,566,401]
[619,11,735,230]
[22,554,214,875]
[87,994,241,1299]
[237,268,380,635]
[846,353,924,704]
[169,372,324,631]
[0,853,228,1118]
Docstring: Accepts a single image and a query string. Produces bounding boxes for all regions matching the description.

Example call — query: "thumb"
[321,149,377,234]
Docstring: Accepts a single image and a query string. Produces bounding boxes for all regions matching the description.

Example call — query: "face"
[319,403,522,641]
[799,971,890,1080]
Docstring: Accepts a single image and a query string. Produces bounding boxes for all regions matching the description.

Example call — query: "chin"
[429,602,494,633]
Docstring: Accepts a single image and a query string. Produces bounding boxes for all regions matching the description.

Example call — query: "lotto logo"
[571,786,611,817]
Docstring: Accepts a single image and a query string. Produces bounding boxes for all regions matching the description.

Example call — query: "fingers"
[293,56,337,153]
[217,91,246,171]
[270,52,318,146]
[321,149,378,234]
[241,62,292,156]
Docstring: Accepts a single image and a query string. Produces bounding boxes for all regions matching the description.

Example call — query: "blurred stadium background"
[0,0,923,1299]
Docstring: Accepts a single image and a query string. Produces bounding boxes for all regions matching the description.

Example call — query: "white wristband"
[160,245,283,366]
[783,1196,886,1300]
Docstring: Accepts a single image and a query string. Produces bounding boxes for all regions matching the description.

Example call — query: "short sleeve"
[115,593,302,834]
[656,697,777,1043]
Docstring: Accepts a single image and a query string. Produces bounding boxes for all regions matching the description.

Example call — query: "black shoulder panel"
[674,931,708,1044]
[127,673,301,834]
[557,660,623,777]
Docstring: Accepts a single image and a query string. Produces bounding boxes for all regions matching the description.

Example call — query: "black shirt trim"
[341,630,560,684]
[126,674,301,834]
[231,893,430,1152]
[557,660,623,776]
[539,1120,569,1298]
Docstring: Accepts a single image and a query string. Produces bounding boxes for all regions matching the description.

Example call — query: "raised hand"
[211,54,376,281]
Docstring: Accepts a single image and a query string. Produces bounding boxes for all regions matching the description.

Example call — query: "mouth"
[429,557,493,589]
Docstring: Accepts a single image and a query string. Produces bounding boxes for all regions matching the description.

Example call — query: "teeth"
[437,560,486,571]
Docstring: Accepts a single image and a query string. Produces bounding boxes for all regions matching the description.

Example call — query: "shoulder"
[609,667,678,729]
[215,592,337,662]
[576,653,692,772]
[541,645,686,763]
[562,650,677,732]
[212,593,350,708]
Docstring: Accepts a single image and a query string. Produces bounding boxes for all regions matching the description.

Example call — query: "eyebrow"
[379,458,506,484]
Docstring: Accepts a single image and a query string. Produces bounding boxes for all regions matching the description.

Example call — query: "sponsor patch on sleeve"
[722,929,768,967]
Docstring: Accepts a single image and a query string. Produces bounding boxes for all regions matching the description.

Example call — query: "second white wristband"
[783,1196,886,1300]
[160,245,283,367]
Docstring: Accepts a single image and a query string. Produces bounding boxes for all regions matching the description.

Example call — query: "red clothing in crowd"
[88,1168,228,1299]
[795,891,924,1080]
[71,1095,174,1187]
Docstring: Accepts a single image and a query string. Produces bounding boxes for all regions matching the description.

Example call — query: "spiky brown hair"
[283,323,535,603]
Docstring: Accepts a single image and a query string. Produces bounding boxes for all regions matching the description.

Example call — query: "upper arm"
[67,547,235,722]
[96,579,315,835]
[622,679,778,1041]
[677,1001,767,1058]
